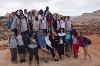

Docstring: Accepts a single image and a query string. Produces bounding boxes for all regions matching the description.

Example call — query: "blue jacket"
[38,34,46,48]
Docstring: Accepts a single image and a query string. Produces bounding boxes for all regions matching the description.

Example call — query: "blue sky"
[0,0,100,16]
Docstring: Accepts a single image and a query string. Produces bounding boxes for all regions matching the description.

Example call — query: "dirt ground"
[0,35,100,66]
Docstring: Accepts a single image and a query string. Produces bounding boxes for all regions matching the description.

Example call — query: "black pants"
[22,30,29,47]
[57,44,64,56]
[28,47,39,62]
[10,48,17,62]
[46,45,55,58]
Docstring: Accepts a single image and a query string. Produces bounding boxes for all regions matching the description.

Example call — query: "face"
[32,12,35,16]
[47,33,50,36]
[60,29,63,32]
[20,15,24,19]
[78,31,82,37]
[24,9,27,14]
[46,7,49,11]
[12,12,16,16]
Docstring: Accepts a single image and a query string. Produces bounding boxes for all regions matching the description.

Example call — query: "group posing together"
[7,6,92,65]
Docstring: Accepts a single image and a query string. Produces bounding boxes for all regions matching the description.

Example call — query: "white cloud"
[0,0,100,16]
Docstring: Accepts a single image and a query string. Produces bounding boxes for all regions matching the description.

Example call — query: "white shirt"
[58,32,65,37]
[40,19,47,29]
[57,20,60,30]
[60,20,65,29]
[28,44,37,49]
[21,18,28,32]
[28,39,37,48]
[11,16,19,29]
[66,20,71,31]
[72,36,78,44]
[45,36,52,48]
[24,14,28,18]
[9,35,17,48]
[16,35,24,46]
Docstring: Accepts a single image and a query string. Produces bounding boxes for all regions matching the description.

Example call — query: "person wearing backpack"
[7,12,19,36]
[78,31,92,60]
[8,32,18,64]
[18,14,29,47]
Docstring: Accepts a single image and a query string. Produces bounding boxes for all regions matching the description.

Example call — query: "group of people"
[7,6,92,65]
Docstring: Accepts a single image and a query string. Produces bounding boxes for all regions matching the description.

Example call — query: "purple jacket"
[78,36,87,47]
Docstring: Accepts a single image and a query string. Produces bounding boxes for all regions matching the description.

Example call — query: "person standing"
[58,29,65,59]
[64,31,72,58]
[8,32,18,64]
[28,34,39,65]
[16,31,26,63]
[46,13,54,32]
[40,16,47,33]
[65,16,72,32]
[72,30,79,58]
[59,17,66,31]
[44,6,51,17]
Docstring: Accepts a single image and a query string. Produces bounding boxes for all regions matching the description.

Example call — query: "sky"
[0,0,100,16]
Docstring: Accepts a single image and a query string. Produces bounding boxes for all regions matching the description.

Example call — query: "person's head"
[52,32,55,36]
[46,32,50,36]
[10,31,15,36]
[32,11,35,16]
[12,12,16,16]
[24,9,28,14]
[60,28,64,33]
[63,16,66,20]
[19,9,23,14]
[73,30,78,37]
[46,6,49,11]
[67,16,71,21]
[39,9,44,15]
[20,14,25,19]
[28,11,32,16]
[78,31,83,37]
[35,16,38,21]
[66,31,70,34]
[60,17,63,20]
[32,33,35,38]
[48,13,52,17]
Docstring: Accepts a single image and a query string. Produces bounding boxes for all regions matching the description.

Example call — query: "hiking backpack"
[84,37,91,45]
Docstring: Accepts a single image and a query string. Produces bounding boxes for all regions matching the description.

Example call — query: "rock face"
[72,10,100,35]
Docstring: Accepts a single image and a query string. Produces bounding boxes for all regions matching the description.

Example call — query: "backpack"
[84,37,91,45]
[7,16,13,29]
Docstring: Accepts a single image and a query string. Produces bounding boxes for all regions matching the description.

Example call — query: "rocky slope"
[72,10,100,35]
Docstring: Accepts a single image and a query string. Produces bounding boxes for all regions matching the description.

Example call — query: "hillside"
[72,10,100,35]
